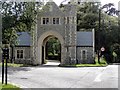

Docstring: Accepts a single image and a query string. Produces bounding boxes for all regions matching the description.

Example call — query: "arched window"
[81,50,87,60]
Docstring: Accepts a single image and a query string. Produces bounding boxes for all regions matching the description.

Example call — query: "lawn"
[0,63,25,67]
[59,57,108,67]
[0,62,36,67]
[0,57,108,67]
[0,83,21,90]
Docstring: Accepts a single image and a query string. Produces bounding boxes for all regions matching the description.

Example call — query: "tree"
[100,3,120,62]
[46,38,61,56]
[77,2,99,31]
[2,1,42,62]
[2,1,42,45]
[102,3,119,16]
[111,43,120,62]
[76,2,119,62]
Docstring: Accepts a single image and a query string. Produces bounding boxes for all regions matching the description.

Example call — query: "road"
[0,62,118,89]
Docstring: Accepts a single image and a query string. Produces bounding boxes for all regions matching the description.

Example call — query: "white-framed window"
[81,50,87,60]
[42,18,49,24]
[53,18,60,24]
[16,49,24,59]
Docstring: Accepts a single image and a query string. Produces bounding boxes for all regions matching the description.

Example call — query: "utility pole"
[2,56,4,84]
[98,8,101,64]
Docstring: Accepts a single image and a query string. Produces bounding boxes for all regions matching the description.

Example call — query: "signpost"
[2,44,9,85]
[2,54,4,84]
[100,47,105,56]
[101,47,105,52]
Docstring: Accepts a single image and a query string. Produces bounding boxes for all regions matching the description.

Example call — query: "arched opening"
[42,36,61,64]
[45,37,61,62]
[37,31,65,65]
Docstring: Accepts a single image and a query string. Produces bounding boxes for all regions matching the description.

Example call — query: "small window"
[53,18,60,24]
[72,17,74,24]
[67,17,69,24]
[16,50,24,59]
[53,18,56,24]
[42,18,49,24]
[81,50,87,60]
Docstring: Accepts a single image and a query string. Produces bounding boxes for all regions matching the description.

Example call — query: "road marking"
[94,73,102,82]
[94,66,108,82]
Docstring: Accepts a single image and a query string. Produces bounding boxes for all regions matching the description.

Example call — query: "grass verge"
[59,57,108,67]
[0,83,21,90]
[0,63,36,67]
[0,63,25,67]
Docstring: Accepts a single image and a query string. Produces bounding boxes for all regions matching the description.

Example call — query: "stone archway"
[37,31,64,65]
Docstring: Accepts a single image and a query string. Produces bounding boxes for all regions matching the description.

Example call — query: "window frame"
[42,17,50,25]
[15,49,25,59]
[52,17,60,25]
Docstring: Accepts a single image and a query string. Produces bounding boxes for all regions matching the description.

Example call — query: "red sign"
[101,47,105,51]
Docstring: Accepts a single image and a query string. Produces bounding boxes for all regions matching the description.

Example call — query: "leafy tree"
[76,2,119,62]
[111,43,120,62]
[101,3,120,62]
[46,38,61,56]
[2,1,42,62]
[77,2,99,30]
[102,3,119,16]
[2,1,42,45]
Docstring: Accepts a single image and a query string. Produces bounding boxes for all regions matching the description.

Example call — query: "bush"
[111,43,120,62]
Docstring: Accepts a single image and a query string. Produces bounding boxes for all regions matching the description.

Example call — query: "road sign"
[101,47,105,52]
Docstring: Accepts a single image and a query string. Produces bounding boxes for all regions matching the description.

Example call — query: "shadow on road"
[0,60,60,75]
[7,67,31,75]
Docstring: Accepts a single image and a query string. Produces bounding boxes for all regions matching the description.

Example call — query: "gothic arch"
[37,30,65,64]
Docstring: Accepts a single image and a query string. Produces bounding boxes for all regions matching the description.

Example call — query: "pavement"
[0,61,118,89]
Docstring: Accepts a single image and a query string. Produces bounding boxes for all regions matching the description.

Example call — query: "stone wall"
[12,47,33,65]
[76,47,95,64]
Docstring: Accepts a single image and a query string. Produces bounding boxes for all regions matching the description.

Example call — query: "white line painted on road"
[94,66,108,82]
[94,73,102,82]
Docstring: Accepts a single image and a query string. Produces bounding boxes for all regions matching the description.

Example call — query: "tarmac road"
[0,62,118,89]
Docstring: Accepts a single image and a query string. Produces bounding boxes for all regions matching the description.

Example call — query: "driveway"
[0,63,118,89]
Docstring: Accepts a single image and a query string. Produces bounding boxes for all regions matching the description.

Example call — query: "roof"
[16,31,94,47]
[77,32,93,46]
[17,32,31,46]
[39,1,63,17]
